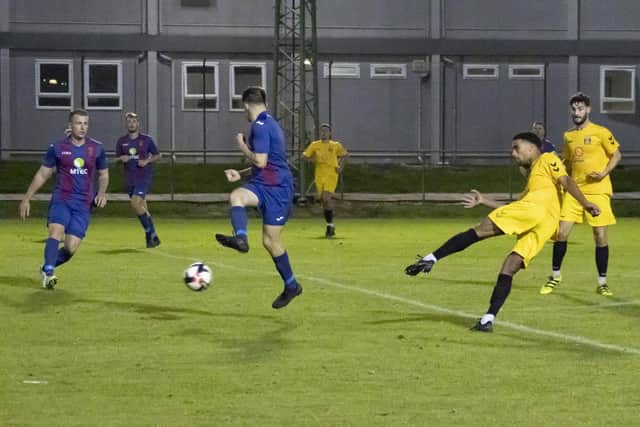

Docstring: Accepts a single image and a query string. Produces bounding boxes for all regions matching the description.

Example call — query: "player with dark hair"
[540,92,622,296]
[530,121,556,153]
[115,112,162,248]
[19,109,109,289]
[404,132,600,332]
[303,123,349,237]
[215,86,302,309]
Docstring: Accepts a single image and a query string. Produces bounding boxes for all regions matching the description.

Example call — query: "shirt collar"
[256,111,269,122]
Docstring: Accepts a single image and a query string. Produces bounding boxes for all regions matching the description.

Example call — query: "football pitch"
[1,216,639,426]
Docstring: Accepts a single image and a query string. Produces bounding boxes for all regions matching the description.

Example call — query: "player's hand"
[94,193,107,208]
[335,166,341,174]
[19,199,30,220]
[584,202,600,217]
[224,169,242,182]
[587,171,607,181]
[461,189,483,209]
[137,158,149,167]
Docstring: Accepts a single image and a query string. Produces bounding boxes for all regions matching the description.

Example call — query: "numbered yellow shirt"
[562,122,620,195]
[520,152,568,218]
[303,140,348,177]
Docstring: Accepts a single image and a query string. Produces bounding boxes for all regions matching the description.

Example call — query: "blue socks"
[55,248,73,267]
[138,213,156,235]
[231,206,248,238]
[43,238,59,275]
[273,252,297,290]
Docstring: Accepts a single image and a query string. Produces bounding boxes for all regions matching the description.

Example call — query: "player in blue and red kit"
[115,112,162,248]
[19,109,109,289]
[215,87,302,309]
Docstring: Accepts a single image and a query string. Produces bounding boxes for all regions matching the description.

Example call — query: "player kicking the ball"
[404,132,600,332]
[215,87,302,309]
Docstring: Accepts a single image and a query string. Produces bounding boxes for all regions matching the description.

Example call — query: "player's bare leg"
[405,216,503,275]
[215,188,259,253]
[263,224,302,309]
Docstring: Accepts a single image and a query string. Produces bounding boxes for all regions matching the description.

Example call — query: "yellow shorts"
[560,193,616,226]
[488,200,558,267]
[314,173,338,194]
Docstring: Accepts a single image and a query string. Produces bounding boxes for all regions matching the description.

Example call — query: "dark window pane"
[231,97,243,110]
[184,98,217,110]
[234,67,262,94]
[89,64,118,93]
[40,63,70,94]
[87,96,120,107]
[186,66,215,95]
[38,96,71,107]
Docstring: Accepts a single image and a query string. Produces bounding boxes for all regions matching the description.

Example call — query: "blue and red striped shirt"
[115,133,159,187]
[42,137,108,209]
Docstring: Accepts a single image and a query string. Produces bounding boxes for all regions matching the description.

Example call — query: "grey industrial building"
[1,0,639,164]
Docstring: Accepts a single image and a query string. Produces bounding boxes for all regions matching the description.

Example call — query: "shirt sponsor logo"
[129,147,139,159]
[61,151,72,155]
[70,157,88,175]
[584,136,592,145]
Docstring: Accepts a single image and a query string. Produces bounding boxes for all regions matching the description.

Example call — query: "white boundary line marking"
[86,243,640,356]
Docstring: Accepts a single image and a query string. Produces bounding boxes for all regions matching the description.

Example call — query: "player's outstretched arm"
[461,189,504,209]
[558,175,600,217]
[19,165,54,220]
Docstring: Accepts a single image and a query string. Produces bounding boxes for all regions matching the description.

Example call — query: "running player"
[19,109,109,289]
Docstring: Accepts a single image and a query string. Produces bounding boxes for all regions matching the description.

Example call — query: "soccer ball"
[183,262,213,291]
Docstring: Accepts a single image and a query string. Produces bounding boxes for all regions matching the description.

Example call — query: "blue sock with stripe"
[231,206,248,239]
[138,213,152,234]
[273,252,297,290]
[43,238,59,275]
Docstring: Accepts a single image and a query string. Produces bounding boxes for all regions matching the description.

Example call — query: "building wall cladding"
[1,0,639,162]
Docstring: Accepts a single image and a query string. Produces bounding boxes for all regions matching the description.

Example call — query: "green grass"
[1,217,640,426]
[4,159,640,194]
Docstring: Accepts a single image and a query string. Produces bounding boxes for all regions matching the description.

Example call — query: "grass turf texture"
[1,217,640,426]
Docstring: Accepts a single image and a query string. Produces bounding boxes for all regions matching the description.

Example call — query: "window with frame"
[370,63,407,79]
[35,60,73,109]
[323,62,360,79]
[508,64,544,80]
[600,65,636,114]
[182,61,219,111]
[463,64,499,79]
[84,60,122,110]
[230,63,266,111]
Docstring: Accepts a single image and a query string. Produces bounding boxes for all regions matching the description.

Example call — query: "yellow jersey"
[302,140,348,177]
[562,122,620,195]
[520,152,568,218]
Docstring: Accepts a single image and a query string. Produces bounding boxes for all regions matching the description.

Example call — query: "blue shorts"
[127,182,151,198]
[47,200,91,239]
[244,181,294,226]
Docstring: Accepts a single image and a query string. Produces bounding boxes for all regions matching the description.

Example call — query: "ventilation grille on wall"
[181,0,211,7]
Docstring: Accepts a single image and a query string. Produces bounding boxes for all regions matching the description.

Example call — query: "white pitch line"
[85,243,640,355]
[22,380,48,384]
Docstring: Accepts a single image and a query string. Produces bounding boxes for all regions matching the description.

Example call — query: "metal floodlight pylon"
[273,0,319,204]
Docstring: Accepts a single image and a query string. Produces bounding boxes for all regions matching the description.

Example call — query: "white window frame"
[84,60,123,110]
[229,62,267,111]
[182,60,219,112]
[323,62,360,79]
[370,63,407,79]
[35,59,73,110]
[508,64,545,80]
[463,64,499,80]
[600,65,636,114]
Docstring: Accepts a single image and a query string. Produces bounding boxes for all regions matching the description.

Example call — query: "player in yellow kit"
[303,123,349,237]
[540,93,622,296]
[404,132,600,332]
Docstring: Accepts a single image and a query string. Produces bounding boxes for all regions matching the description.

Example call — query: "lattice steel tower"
[273,0,319,203]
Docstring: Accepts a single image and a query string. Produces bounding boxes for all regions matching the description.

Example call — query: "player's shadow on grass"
[311,236,346,240]
[367,312,473,329]
[430,277,496,287]
[94,248,142,255]
[217,322,299,361]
